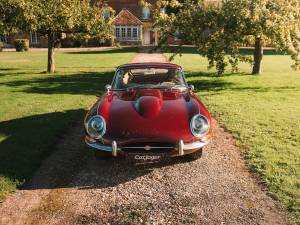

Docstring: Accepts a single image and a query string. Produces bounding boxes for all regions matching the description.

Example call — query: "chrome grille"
[121,143,175,153]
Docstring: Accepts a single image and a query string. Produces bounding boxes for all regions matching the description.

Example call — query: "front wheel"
[186,148,203,160]
[94,151,113,160]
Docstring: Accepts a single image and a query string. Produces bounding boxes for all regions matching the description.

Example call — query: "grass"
[168,47,300,223]
[0,47,136,201]
[1,46,299,223]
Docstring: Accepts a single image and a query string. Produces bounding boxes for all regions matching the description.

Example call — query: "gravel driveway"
[0,53,286,225]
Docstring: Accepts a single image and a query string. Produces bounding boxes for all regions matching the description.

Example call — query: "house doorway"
[144,29,150,45]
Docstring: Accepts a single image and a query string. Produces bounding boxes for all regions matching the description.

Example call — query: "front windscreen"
[112,67,187,90]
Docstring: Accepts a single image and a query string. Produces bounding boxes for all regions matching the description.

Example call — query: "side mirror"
[105,84,112,94]
[188,84,195,91]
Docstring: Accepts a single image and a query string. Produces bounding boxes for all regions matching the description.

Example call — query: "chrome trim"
[123,146,173,150]
[112,141,118,157]
[86,141,113,152]
[86,139,209,156]
[183,140,208,150]
[105,84,112,94]
[178,140,184,156]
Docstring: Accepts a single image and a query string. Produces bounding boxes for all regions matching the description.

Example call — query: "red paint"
[86,63,212,148]
[96,89,211,146]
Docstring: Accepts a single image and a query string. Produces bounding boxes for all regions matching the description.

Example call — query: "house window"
[174,29,181,41]
[103,11,110,21]
[115,26,140,41]
[127,28,131,38]
[121,27,126,38]
[142,7,150,20]
[30,32,40,44]
[115,27,120,38]
[160,8,166,14]
[132,28,138,39]
[0,35,9,44]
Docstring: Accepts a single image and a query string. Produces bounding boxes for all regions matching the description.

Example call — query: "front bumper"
[85,136,209,157]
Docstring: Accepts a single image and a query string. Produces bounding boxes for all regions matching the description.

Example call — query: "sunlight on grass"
[169,48,300,223]
[0,48,136,202]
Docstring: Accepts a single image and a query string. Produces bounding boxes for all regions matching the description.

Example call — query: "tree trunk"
[47,31,55,73]
[252,37,263,75]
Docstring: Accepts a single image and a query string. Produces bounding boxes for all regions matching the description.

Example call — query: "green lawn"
[169,48,300,223]
[0,48,136,201]
[1,47,299,223]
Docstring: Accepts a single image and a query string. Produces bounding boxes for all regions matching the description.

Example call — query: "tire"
[94,151,112,160]
[186,148,203,160]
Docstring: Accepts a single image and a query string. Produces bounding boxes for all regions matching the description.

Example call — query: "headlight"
[190,114,210,138]
[85,115,106,139]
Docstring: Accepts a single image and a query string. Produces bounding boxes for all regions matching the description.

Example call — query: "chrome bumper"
[85,138,209,157]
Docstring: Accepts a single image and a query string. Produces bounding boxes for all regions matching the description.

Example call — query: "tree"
[25,0,113,73]
[151,0,300,75]
[0,0,32,36]
[222,0,300,74]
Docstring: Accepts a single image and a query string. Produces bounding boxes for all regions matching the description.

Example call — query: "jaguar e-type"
[84,63,212,162]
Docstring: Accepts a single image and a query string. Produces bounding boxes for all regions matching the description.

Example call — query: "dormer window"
[142,7,150,20]
[103,9,110,21]
[160,8,166,14]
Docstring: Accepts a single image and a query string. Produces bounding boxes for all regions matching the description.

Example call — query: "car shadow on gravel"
[75,156,195,190]
[22,130,196,191]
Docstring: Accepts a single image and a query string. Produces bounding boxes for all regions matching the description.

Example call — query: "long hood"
[98,90,206,145]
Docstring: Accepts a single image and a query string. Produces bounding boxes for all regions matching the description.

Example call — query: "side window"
[174,29,181,41]
[121,27,126,38]
[160,8,166,14]
[115,27,120,38]
[132,28,138,39]
[142,7,150,19]
[103,10,110,21]
[127,27,131,39]
[30,32,40,44]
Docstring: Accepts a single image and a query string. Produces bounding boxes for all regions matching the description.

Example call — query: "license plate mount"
[126,153,169,164]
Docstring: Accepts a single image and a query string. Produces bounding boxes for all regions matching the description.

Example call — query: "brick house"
[0,32,48,48]
[108,0,161,46]
[1,0,179,48]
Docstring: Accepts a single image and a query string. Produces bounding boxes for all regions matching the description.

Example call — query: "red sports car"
[84,63,212,163]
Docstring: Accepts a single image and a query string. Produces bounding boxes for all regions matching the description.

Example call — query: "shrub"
[14,39,29,52]
[61,38,75,48]
[0,42,4,52]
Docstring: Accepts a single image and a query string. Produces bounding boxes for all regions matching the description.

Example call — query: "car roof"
[117,62,182,70]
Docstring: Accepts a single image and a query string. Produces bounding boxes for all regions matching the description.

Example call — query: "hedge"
[14,39,29,52]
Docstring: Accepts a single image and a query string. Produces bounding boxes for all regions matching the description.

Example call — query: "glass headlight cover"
[85,115,106,139]
[190,114,210,138]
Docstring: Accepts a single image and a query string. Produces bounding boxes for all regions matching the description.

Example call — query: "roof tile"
[113,9,143,26]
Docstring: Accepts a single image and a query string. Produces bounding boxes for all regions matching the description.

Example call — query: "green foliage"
[0,48,136,202]
[0,0,26,35]
[169,48,300,223]
[152,0,300,74]
[14,39,29,52]
[25,0,113,38]
[18,0,114,72]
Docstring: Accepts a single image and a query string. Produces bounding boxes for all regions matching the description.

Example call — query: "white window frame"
[115,27,120,38]
[0,35,9,44]
[121,27,126,38]
[115,26,141,41]
[30,32,40,44]
[142,7,150,20]
[174,29,181,41]
[103,8,110,20]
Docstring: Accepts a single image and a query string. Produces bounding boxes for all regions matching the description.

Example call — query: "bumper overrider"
[85,136,209,157]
